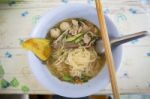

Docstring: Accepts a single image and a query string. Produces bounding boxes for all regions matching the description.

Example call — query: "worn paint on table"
[0,0,150,94]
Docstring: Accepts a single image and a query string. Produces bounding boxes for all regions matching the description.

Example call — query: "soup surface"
[46,18,105,84]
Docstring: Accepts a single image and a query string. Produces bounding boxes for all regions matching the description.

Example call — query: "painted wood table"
[0,0,150,95]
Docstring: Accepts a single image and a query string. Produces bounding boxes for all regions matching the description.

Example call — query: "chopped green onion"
[63,75,73,82]
[65,33,84,42]
[74,36,83,43]
[81,75,91,82]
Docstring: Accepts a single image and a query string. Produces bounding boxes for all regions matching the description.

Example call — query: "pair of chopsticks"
[95,0,120,99]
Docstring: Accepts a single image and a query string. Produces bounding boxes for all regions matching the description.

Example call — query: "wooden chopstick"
[95,0,120,99]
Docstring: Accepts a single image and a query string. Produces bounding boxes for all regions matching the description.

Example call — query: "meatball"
[50,28,61,38]
[72,19,78,27]
[59,22,71,31]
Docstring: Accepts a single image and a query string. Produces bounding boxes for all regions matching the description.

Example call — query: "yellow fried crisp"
[22,38,51,61]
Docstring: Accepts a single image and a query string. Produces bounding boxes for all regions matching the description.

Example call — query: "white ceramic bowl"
[28,4,122,98]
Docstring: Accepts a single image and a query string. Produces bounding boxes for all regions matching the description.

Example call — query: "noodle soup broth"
[45,18,105,84]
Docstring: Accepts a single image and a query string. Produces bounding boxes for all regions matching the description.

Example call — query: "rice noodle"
[64,47,97,77]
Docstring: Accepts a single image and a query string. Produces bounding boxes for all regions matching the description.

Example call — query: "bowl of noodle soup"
[28,4,122,98]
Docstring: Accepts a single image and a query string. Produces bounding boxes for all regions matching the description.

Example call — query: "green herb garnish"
[65,33,84,42]
[81,75,91,82]
[74,36,83,43]
[63,75,73,82]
